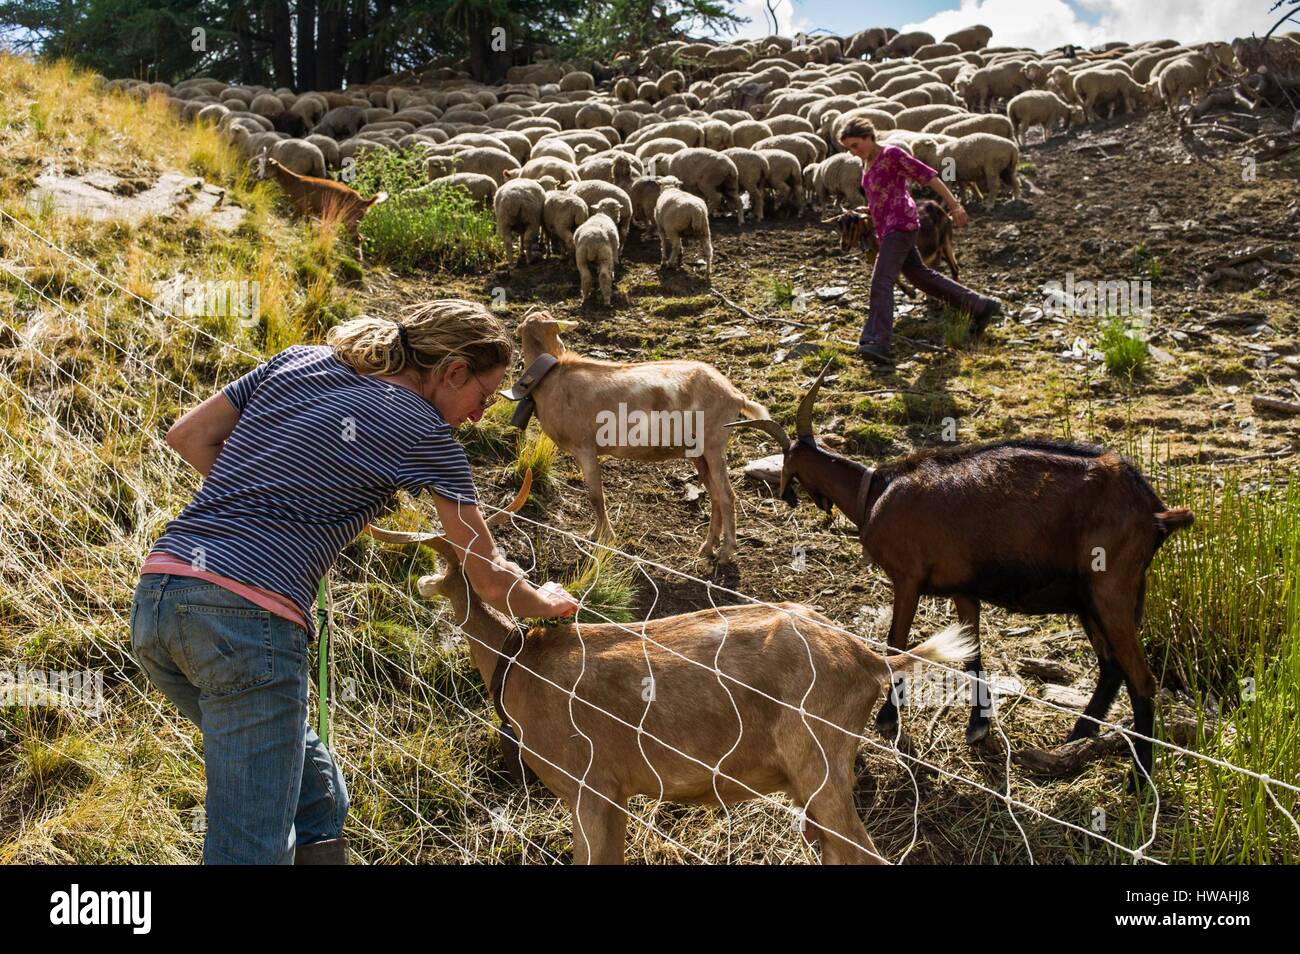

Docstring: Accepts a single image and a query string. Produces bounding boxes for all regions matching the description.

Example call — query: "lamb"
[518,314,763,561]
[920,133,1021,208]
[655,178,713,280]
[815,152,866,207]
[375,477,972,863]
[1150,56,1207,115]
[542,189,589,255]
[1006,89,1077,143]
[729,367,1194,789]
[492,177,546,265]
[663,148,743,222]
[258,156,386,235]
[573,199,622,306]
[1075,68,1150,122]
[564,180,634,246]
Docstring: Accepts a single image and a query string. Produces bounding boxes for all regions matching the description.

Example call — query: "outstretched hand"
[948,203,969,228]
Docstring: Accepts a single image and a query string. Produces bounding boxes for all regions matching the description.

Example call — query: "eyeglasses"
[471,374,500,412]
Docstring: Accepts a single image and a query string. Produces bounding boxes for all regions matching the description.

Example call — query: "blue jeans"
[130,574,348,864]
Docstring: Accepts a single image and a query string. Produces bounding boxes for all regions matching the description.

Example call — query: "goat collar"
[490,625,536,785]
[502,354,559,430]
[854,467,877,528]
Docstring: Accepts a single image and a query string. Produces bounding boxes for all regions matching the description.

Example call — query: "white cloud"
[730,0,814,40]
[902,0,1279,49]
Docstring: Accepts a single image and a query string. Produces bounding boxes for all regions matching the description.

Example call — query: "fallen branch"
[1252,395,1300,415]
[711,288,818,327]
[1203,244,1286,271]
[1013,710,1204,778]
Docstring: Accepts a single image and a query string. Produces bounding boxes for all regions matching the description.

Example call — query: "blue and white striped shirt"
[150,344,477,632]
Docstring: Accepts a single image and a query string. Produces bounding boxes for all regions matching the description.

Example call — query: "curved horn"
[795,360,834,439]
[485,468,533,529]
[726,418,791,453]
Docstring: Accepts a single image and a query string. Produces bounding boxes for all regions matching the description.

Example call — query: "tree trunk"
[296,0,317,93]
[265,0,295,88]
[346,0,368,86]
[465,7,512,84]
[315,0,343,90]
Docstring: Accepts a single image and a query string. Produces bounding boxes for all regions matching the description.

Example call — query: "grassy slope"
[0,55,1295,863]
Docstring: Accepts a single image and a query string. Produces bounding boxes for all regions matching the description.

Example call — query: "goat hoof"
[1066,718,1099,742]
[965,721,990,745]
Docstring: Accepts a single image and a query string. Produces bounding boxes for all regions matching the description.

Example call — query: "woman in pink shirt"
[839,117,1003,365]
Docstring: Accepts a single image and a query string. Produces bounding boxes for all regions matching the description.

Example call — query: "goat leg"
[874,584,920,737]
[954,597,990,745]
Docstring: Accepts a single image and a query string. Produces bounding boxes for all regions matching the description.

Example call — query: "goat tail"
[737,399,770,421]
[866,623,977,684]
[370,190,389,207]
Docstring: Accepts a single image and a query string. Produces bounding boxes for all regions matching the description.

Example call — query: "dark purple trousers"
[860,228,990,350]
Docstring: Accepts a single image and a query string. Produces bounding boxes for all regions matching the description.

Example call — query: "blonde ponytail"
[327,299,513,378]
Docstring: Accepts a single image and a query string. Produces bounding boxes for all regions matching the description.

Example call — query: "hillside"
[0,47,1297,864]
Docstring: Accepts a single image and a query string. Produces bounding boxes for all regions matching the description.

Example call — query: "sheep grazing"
[918,133,1022,208]
[1075,69,1150,122]
[654,178,714,280]
[728,365,1194,789]
[270,138,327,178]
[1006,90,1079,143]
[518,313,767,562]
[573,199,621,306]
[373,476,973,864]
[663,147,743,222]
[258,155,386,235]
[826,201,958,297]
[493,177,546,265]
[542,189,589,256]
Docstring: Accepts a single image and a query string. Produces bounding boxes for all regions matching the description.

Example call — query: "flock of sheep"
[99,24,1255,307]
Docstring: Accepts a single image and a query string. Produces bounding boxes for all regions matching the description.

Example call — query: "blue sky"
[725,1,1291,47]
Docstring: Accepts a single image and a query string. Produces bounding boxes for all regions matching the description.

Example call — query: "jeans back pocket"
[176,602,274,696]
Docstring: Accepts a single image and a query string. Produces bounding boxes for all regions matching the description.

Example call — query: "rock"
[743,454,785,485]
[715,327,749,341]
[682,482,704,502]
[996,224,1020,240]
[815,284,848,300]
[27,168,245,230]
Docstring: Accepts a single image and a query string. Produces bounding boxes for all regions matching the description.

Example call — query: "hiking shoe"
[973,298,1004,338]
[856,341,894,365]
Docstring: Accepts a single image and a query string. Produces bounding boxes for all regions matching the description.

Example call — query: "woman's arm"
[166,392,242,477]
[924,175,969,227]
[432,493,579,619]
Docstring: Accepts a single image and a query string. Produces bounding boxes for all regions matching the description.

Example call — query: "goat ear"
[554,319,579,332]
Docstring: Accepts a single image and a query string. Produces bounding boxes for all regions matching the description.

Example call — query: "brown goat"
[259,155,387,234]
[730,365,1193,789]
[824,200,958,299]
[369,475,975,864]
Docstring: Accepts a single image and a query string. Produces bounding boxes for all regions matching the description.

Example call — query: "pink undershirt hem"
[139,552,309,630]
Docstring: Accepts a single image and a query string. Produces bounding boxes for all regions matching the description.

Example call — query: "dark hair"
[837,117,877,143]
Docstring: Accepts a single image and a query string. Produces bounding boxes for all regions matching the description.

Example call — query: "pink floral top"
[860,145,938,243]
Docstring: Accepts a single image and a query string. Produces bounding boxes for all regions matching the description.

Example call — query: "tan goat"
[258,155,386,235]
[519,312,767,563]
[370,478,974,864]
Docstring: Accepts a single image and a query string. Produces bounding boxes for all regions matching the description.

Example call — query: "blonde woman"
[130,299,578,865]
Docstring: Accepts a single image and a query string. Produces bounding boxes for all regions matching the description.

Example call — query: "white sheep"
[922,133,1022,208]
[493,177,546,265]
[543,190,589,255]
[269,138,326,178]
[1006,90,1077,143]
[655,181,713,280]
[935,113,1016,140]
[756,148,804,216]
[1075,69,1149,122]
[574,199,622,305]
[816,152,866,208]
[722,147,770,221]
[564,180,634,246]
[663,148,743,222]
